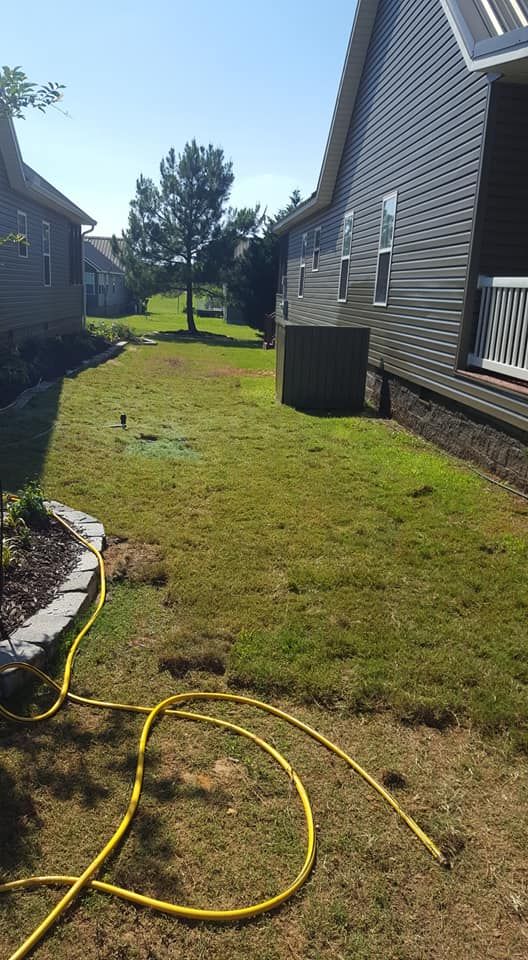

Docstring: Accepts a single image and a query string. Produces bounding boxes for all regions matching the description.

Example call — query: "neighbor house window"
[374,192,397,306]
[42,221,51,286]
[112,278,116,293]
[338,212,354,302]
[85,271,96,295]
[312,227,321,271]
[298,232,308,297]
[17,211,28,258]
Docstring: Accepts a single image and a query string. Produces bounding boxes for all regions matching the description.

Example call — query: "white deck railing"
[468,276,528,383]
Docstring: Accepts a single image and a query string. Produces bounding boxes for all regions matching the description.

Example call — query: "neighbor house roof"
[0,118,96,226]
[275,0,528,236]
[84,238,125,275]
[87,236,125,270]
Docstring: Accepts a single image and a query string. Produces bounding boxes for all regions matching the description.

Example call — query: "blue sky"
[2,0,356,236]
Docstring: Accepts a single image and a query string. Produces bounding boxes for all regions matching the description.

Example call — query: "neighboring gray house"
[0,118,96,347]
[84,236,130,316]
[275,0,528,486]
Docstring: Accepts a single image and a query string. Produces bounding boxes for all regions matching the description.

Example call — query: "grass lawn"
[1,296,527,959]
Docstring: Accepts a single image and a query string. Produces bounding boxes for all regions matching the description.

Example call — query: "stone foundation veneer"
[367,368,528,493]
[0,502,105,696]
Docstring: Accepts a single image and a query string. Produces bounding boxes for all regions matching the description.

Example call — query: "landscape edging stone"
[0,501,104,697]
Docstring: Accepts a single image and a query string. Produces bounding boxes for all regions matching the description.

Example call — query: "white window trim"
[373,190,398,308]
[298,232,307,298]
[17,210,28,259]
[42,220,51,287]
[312,227,321,272]
[337,211,354,303]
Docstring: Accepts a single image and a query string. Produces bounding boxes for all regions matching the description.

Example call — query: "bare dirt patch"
[104,538,167,587]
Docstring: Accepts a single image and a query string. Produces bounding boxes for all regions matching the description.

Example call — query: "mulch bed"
[0,519,81,638]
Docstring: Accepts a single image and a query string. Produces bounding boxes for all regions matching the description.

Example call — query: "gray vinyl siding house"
[0,119,96,346]
[275,0,528,468]
[84,237,130,317]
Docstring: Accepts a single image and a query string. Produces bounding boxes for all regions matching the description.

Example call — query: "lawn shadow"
[153,330,263,350]
[0,381,63,492]
[297,404,379,420]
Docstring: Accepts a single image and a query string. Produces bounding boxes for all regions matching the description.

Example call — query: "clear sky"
[2,0,356,236]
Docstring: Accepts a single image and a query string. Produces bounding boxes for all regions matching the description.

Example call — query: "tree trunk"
[186,279,197,334]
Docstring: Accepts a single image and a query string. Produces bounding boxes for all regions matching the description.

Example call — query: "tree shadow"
[153,330,264,350]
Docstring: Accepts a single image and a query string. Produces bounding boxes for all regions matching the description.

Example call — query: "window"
[374,192,397,306]
[85,271,96,296]
[42,221,51,286]
[298,232,308,297]
[112,278,116,294]
[338,212,354,302]
[312,227,321,272]
[278,236,289,302]
[17,211,28,258]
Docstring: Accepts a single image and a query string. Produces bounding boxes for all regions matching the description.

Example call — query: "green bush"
[9,480,49,529]
[87,320,132,343]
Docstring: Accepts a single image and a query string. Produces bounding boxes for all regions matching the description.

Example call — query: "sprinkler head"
[120,413,127,429]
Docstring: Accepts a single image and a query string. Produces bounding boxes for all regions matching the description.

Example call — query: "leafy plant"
[9,481,49,529]
[87,320,132,343]
[0,66,64,119]
[4,511,30,547]
[1,538,15,570]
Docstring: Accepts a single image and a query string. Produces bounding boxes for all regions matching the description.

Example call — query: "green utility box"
[275,319,370,411]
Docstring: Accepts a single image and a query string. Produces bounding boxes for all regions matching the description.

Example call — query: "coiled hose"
[0,509,449,960]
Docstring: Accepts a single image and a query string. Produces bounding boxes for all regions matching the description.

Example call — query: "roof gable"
[87,236,125,270]
[0,118,96,225]
[84,239,125,274]
[275,0,528,235]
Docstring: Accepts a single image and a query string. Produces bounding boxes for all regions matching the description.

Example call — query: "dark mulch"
[0,519,81,638]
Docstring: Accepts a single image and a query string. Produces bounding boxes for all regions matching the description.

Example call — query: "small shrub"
[9,481,49,529]
[88,320,132,343]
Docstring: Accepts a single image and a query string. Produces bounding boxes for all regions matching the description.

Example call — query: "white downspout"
[81,224,96,329]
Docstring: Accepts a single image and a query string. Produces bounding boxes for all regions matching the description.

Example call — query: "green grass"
[3,296,528,739]
[1,297,528,959]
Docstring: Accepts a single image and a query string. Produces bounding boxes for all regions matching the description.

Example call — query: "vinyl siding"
[283,0,528,433]
[85,266,129,316]
[0,151,83,343]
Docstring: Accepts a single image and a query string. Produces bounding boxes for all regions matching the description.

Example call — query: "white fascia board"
[442,0,528,72]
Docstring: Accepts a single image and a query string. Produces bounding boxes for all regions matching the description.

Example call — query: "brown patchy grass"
[104,539,168,587]
[1,689,528,959]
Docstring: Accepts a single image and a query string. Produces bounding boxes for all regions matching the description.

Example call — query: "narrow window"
[374,192,397,307]
[298,232,307,298]
[85,271,96,295]
[42,221,51,286]
[17,211,28,258]
[312,227,321,272]
[338,212,354,303]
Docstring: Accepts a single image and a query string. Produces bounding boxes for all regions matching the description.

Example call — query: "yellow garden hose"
[0,509,449,960]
